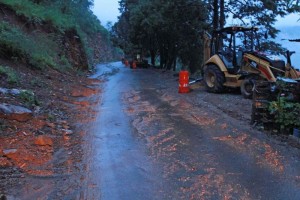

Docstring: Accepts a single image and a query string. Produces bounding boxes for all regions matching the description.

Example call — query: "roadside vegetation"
[19,90,39,108]
[0,21,59,70]
[0,65,19,84]
[269,82,300,134]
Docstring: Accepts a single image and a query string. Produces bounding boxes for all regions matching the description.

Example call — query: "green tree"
[112,0,208,73]
[209,0,300,54]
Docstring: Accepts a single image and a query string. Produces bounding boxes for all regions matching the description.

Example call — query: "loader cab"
[211,26,259,74]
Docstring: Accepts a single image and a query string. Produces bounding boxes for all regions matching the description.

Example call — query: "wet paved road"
[87,62,300,199]
[88,63,163,199]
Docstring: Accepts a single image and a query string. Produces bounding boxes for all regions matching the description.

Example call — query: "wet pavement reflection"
[86,62,300,199]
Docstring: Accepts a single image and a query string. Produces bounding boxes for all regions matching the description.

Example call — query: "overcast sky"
[276,13,300,27]
[92,0,120,26]
[92,0,300,27]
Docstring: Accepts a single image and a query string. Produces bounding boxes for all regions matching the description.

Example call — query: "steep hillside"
[0,0,119,189]
[0,1,119,69]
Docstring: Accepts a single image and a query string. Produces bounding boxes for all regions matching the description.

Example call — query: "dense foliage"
[224,0,300,54]
[112,0,300,73]
[0,0,118,70]
[0,65,19,84]
[269,79,300,133]
[112,0,208,73]
[269,97,300,132]
[0,21,60,69]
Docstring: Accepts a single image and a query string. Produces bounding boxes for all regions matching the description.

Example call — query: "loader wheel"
[204,65,225,93]
[241,78,254,99]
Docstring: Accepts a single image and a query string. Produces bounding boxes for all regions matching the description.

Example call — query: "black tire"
[203,65,225,93]
[241,78,254,99]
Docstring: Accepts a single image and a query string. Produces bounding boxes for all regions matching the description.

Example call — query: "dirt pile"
[0,59,102,196]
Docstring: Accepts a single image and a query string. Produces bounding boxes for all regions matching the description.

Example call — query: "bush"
[269,97,300,133]
[0,65,19,84]
[30,77,45,87]
[19,90,39,108]
[0,119,8,132]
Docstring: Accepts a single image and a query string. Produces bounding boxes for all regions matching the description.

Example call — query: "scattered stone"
[63,129,73,135]
[45,74,52,79]
[0,157,13,167]
[62,125,70,129]
[60,120,68,125]
[9,89,22,95]
[221,123,227,129]
[33,106,41,114]
[63,135,70,141]
[289,135,300,144]
[71,87,97,97]
[0,104,11,114]
[0,103,33,122]
[0,88,8,94]
[3,148,17,156]
[36,130,46,135]
[2,149,18,160]
[46,122,56,129]
[0,88,28,96]
[34,135,53,146]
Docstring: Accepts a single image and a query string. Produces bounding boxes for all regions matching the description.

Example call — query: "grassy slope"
[0,0,119,71]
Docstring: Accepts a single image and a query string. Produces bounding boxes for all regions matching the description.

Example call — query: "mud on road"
[140,69,300,199]
[1,62,300,199]
[86,62,300,199]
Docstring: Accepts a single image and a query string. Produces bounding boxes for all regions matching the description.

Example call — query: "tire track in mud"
[123,89,253,199]
[123,82,300,200]
[154,91,254,199]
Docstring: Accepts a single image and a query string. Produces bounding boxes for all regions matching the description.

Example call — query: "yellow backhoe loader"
[202,26,300,98]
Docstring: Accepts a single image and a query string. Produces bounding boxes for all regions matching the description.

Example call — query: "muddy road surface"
[85,62,300,199]
[1,61,300,199]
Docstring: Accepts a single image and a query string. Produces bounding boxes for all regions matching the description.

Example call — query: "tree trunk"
[213,0,219,31]
[150,50,155,66]
[172,58,177,71]
[159,45,165,68]
[219,0,225,28]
